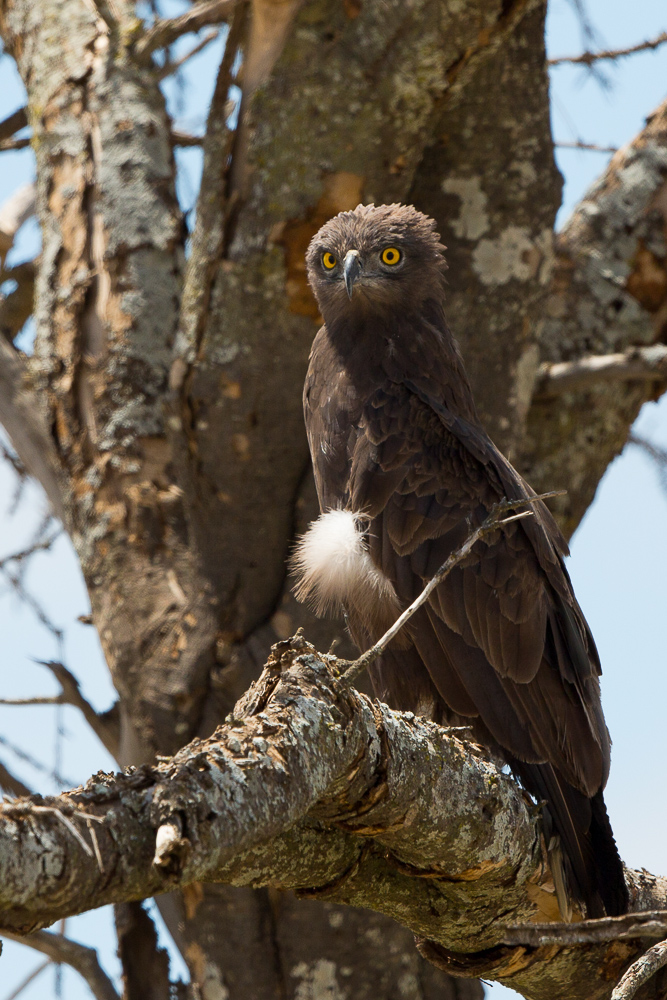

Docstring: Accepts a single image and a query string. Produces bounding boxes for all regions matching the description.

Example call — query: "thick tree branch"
[0,637,665,999]
[521,95,667,536]
[0,929,119,1000]
[534,345,667,397]
[0,761,32,799]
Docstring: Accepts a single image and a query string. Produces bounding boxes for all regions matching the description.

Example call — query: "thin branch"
[502,911,667,947]
[0,760,32,798]
[3,960,50,1000]
[555,140,618,153]
[628,433,667,494]
[0,529,61,572]
[549,30,667,66]
[156,28,219,81]
[611,939,667,1000]
[338,492,566,685]
[134,0,235,61]
[170,129,204,147]
[0,696,64,706]
[0,735,75,788]
[533,345,667,398]
[0,930,119,1000]
[33,661,120,759]
[0,137,31,152]
[0,108,28,144]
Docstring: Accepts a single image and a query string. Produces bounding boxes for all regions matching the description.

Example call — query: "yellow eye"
[322,252,337,269]
[381,246,402,266]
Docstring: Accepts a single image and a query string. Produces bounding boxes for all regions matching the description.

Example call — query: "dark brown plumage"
[293,202,627,919]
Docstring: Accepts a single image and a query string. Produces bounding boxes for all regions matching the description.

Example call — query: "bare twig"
[134,0,235,61]
[0,930,119,1000]
[611,939,667,1000]
[0,108,28,144]
[555,140,618,153]
[3,960,50,1000]
[534,345,667,398]
[0,696,64,706]
[156,28,219,80]
[338,492,566,685]
[0,735,75,788]
[0,529,61,572]
[32,661,120,759]
[549,30,667,66]
[628,433,667,494]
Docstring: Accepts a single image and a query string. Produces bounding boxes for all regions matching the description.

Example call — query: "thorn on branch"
[336,492,566,686]
[549,30,667,66]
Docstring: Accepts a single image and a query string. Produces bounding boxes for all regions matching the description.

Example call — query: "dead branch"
[339,492,565,685]
[549,31,667,66]
[34,661,120,760]
[1,929,119,1000]
[0,633,664,1000]
[134,0,235,62]
[502,911,667,947]
[0,108,27,144]
[156,28,219,81]
[555,141,618,153]
[3,959,50,1000]
[533,345,667,398]
[0,137,31,152]
[611,939,667,1000]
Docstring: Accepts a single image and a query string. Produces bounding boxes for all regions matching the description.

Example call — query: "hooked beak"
[343,250,362,298]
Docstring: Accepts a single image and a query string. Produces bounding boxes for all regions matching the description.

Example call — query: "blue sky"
[0,2,666,997]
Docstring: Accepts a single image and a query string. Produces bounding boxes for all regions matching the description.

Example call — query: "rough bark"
[0,638,666,1000]
[0,0,666,998]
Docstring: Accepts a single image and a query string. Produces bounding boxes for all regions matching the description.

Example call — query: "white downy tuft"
[291,509,399,618]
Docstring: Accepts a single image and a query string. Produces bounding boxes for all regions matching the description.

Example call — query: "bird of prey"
[292,202,627,919]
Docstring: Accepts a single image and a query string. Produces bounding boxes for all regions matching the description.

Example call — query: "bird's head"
[306,203,448,324]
